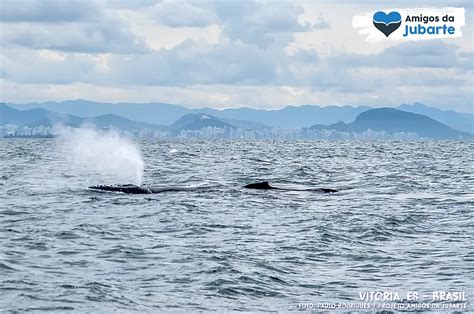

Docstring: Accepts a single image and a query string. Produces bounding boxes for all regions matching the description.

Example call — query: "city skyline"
[2,102,471,139]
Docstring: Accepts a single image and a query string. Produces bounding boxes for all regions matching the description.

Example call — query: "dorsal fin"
[243,181,274,189]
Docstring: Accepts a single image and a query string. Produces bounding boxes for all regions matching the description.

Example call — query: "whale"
[88,184,201,194]
[243,182,276,189]
[88,184,152,194]
[88,181,337,194]
[244,181,337,193]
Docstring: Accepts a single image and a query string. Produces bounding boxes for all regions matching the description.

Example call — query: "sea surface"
[1,139,473,312]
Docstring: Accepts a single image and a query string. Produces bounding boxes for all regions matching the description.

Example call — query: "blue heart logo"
[373,11,402,37]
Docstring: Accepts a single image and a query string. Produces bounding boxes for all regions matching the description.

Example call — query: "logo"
[373,11,401,37]
[353,7,465,42]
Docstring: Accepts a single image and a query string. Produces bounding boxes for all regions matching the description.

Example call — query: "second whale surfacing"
[244,181,337,193]
[88,181,337,194]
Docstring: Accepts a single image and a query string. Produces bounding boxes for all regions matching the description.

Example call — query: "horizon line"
[4,99,471,114]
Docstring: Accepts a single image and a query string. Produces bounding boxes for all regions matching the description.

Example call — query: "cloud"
[311,18,330,29]
[106,0,158,9]
[378,41,470,69]
[0,36,321,87]
[457,51,474,68]
[216,1,312,48]
[1,38,469,93]
[0,0,472,112]
[328,41,473,69]
[94,38,322,87]
[0,0,102,22]
[146,0,313,48]
[103,39,285,85]
[1,49,97,84]
[0,0,319,54]
[0,0,149,53]
[151,0,218,27]
[1,21,150,53]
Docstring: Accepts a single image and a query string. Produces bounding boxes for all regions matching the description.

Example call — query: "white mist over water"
[57,126,144,185]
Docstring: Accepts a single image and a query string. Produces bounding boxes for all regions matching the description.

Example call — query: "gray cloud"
[148,0,314,48]
[1,49,96,84]
[0,37,321,86]
[0,0,320,53]
[2,37,470,93]
[0,0,149,53]
[0,21,150,53]
[151,0,218,27]
[106,0,158,9]
[0,0,471,112]
[0,0,102,22]
[104,39,287,85]
[457,51,474,68]
[328,41,472,69]
[311,18,330,30]
[215,1,311,48]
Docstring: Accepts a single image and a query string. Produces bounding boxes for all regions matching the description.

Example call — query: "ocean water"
[0,139,473,312]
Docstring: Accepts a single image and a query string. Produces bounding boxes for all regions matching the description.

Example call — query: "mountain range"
[0,104,261,134]
[1,102,472,139]
[8,100,473,134]
[310,108,471,139]
[0,103,163,131]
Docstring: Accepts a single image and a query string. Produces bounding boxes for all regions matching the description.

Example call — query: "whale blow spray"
[58,126,144,185]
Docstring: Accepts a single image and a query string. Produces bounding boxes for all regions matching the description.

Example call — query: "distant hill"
[3,102,472,139]
[8,100,472,132]
[84,114,164,130]
[397,102,473,134]
[1,103,82,126]
[6,100,370,127]
[7,99,273,129]
[168,113,235,135]
[199,105,372,128]
[1,103,243,135]
[7,99,191,126]
[310,108,472,139]
[0,103,164,131]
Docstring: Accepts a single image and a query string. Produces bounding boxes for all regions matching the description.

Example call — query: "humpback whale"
[89,184,152,194]
[243,182,276,189]
[88,184,202,194]
[244,181,337,193]
[89,181,337,194]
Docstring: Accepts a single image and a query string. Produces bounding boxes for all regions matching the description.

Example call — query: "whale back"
[244,181,337,193]
[88,182,337,194]
[243,181,275,190]
[89,184,152,194]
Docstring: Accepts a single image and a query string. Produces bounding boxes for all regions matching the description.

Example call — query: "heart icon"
[373,11,402,37]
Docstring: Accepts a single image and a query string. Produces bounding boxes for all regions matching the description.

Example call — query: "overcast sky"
[0,0,472,111]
